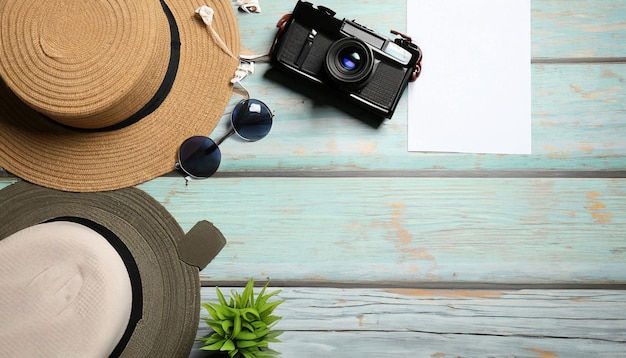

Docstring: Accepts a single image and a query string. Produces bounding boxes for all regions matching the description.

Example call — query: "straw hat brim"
[0,0,239,192]
[0,181,226,357]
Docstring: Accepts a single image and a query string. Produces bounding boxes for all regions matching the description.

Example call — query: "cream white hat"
[0,181,227,357]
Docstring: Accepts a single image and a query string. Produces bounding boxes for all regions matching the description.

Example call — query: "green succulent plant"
[199,278,284,358]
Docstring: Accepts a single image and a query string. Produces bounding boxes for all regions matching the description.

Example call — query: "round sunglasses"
[176,98,273,180]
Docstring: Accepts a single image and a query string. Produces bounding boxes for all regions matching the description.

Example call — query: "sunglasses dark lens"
[231,99,273,142]
[178,136,221,178]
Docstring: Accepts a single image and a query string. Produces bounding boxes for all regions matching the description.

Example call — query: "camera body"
[271,1,422,119]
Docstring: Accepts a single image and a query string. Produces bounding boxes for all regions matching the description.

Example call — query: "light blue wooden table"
[2,0,625,356]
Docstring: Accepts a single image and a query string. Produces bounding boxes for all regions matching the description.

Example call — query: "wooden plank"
[2,1,626,178]
[137,177,626,284]
[190,287,626,357]
[215,64,626,173]
[235,0,626,59]
[2,177,624,284]
[2,64,626,178]
[532,0,626,59]
[200,0,626,173]
[193,331,626,357]
[1,1,625,356]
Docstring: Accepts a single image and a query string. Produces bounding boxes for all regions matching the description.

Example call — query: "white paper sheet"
[406,0,531,154]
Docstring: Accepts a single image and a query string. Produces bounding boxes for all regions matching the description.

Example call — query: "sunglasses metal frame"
[176,98,273,182]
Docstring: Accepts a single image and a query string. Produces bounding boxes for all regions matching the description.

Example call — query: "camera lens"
[325,38,374,90]
[339,49,361,71]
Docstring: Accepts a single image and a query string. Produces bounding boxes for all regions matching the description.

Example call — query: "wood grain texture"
[236,0,626,59]
[209,63,626,173]
[1,176,625,284]
[2,62,626,175]
[190,287,626,357]
[1,1,626,178]
[194,331,625,357]
[144,177,626,285]
[1,1,625,356]
[532,0,626,59]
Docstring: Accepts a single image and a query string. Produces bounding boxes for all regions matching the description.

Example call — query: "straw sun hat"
[0,0,240,192]
[0,181,227,357]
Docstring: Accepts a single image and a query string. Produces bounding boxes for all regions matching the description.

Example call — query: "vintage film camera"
[271,1,422,119]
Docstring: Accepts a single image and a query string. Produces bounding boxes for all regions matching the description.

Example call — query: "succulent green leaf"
[210,332,226,343]
[204,318,220,326]
[200,338,227,351]
[208,303,225,320]
[196,332,223,346]
[265,330,284,342]
[202,303,220,320]
[220,339,235,352]
[206,321,225,337]
[251,320,268,331]
[255,328,270,339]
[235,330,257,341]
[235,339,260,349]
[240,307,261,322]
[240,348,257,358]
[263,315,282,326]
[221,319,233,335]
[201,279,283,355]
[231,290,241,308]
[232,311,242,339]
[216,286,228,306]
[253,290,269,309]
[242,321,254,332]
[219,303,238,319]
[250,321,270,338]
[255,348,281,357]
[255,290,281,311]
[208,305,224,320]
[259,300,285,318]
[215,286,228,307]
[242,278,255,307]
